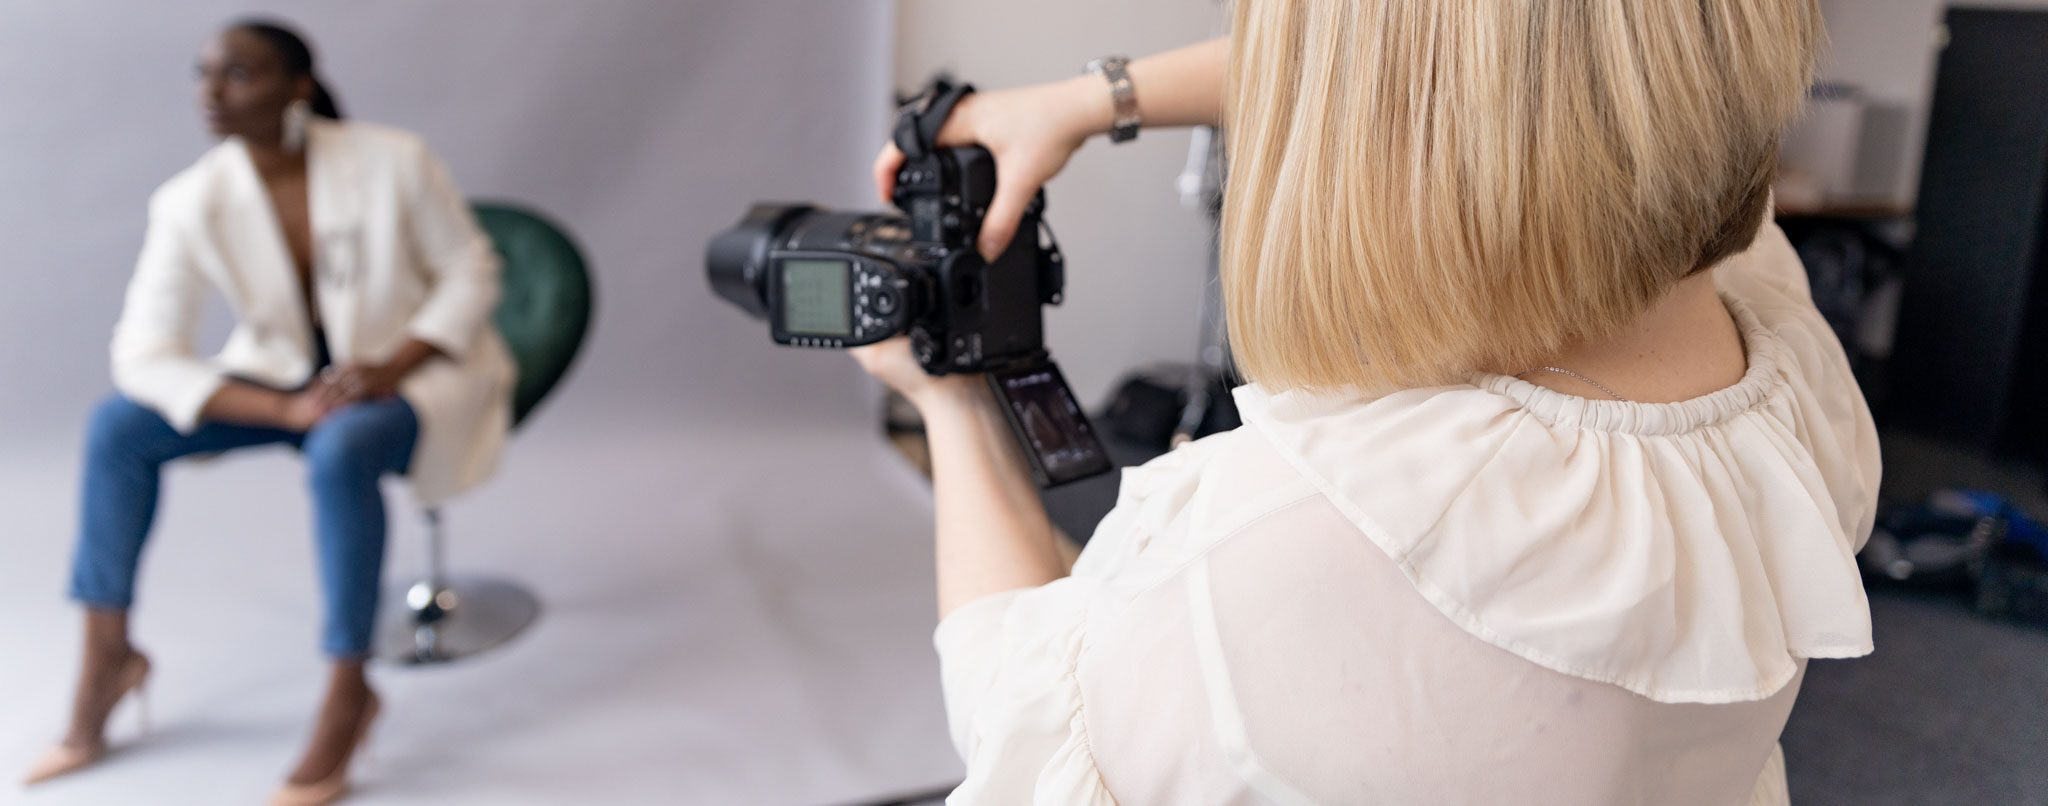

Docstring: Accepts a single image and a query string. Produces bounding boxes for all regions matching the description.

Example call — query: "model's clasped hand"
[320,362,405,405]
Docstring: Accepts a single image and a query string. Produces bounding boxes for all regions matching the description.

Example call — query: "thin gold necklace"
[1515,366,1629,402]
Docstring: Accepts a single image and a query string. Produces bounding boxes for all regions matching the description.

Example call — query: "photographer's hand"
[853,338,1066,619]
[872,38,1227,262]
[850,337,981,405]
[858,39,1226,618]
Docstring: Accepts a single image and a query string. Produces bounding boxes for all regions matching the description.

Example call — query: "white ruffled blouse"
[934,221,1880,806]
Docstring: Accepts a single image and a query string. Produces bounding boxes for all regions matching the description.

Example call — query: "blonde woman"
[859,2,1875,803]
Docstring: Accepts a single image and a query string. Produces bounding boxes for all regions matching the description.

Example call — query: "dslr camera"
[707,80,1111,487]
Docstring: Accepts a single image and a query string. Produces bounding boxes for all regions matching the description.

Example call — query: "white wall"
[0,1,897,451]
[894,0,1227,407]
[1816,0,2048,205]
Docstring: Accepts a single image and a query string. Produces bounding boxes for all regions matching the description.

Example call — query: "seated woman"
[859,1,1875,803]
[26,19,512,806]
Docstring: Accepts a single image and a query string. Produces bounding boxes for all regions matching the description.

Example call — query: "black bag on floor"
[1101,365,1241,453]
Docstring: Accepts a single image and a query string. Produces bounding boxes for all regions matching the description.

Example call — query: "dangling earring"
[282,98,311,152]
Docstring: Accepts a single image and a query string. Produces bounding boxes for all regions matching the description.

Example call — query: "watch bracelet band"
[1084,55,1140,143]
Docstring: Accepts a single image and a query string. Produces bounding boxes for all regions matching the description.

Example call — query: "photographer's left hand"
[851,337,1069,619]
[850,337,988,413]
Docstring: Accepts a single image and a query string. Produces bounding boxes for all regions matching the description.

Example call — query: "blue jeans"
[69,394,418,658]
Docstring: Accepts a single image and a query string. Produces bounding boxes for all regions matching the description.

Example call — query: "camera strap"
[893,78,976,160]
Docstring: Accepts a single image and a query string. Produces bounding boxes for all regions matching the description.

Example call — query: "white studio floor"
[0,414,964,806]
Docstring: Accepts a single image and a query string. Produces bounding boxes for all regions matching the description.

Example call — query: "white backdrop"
[0,0,895,445]
[0,4,970,805]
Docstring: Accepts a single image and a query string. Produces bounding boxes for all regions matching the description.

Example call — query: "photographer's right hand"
[873,76,1110,262]
[873,40,1227,261]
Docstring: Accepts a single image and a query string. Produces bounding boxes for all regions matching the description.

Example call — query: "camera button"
[874,291,898,315]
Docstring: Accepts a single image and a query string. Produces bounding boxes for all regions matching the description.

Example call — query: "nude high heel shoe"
[22,650,151,786]
[266,692,381,806]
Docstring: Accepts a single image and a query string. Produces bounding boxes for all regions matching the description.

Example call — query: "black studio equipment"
[1886,8,2048,466]
[706,79,1112,488]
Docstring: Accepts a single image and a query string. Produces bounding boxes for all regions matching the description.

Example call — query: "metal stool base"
[375,574,540,665]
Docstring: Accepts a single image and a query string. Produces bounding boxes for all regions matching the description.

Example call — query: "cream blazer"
[111,118,513,504]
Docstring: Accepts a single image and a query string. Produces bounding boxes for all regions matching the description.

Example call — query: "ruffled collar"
[1231,293,1874,703]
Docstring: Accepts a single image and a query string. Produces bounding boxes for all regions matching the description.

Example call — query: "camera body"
[706,145,1064,375]
[705,80,1110,487]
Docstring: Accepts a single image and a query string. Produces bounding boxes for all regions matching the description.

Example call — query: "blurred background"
[0,3,951,805]
[1,1,2045,804]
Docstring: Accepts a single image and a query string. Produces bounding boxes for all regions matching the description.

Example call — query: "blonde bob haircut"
[1222,0,1822,392]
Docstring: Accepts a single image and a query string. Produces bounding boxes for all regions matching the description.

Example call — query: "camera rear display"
[991,363,1112,486]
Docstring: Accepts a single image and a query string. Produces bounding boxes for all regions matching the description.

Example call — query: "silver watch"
[1083,55,1140,143]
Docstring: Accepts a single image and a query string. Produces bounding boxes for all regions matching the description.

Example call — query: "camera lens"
[706,203,817,320]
